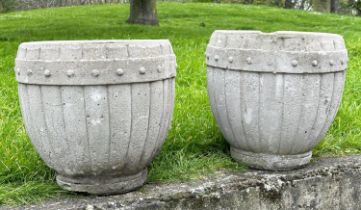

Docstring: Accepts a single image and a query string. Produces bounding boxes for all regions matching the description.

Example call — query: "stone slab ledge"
[5,156,361,210]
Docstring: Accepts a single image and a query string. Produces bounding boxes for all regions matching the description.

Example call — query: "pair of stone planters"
[14,31,348,195]
[15,40,176,195]
[206,31,348,170]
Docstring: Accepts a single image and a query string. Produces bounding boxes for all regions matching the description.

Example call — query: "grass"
[0,2,361,206]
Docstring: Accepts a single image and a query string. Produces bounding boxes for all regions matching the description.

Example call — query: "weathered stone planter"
[15,40,176,194]
[206,31,348,170]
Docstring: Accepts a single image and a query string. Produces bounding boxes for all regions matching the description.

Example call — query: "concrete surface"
[206,31,348,170]
[8,156,361,210]
[15,40,176,194]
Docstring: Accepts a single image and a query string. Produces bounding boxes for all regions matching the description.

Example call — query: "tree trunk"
[127,0,158,25]
[284,0,294,8]
[330,0,339,12]
[312,0,331,12]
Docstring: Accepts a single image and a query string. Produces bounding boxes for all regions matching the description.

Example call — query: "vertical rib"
[313,72,340,147]
[155,78,175,156]
[239,72,250,151]
[225,70,246,149]
[257,73,262,152]
[287,74,305,154]
[258,73,284,153]
[62,86,90,175]
[305,73,335,151]
[106,86,112,167]
[207,67,222,137]
[138,83,152,170]
[224,70,239,148]
[59,86,74,174]
[150,80,165,159]
[40,86,61,170]
[212,68,235,146]
[140,80,164,167]
[83,86,110,174]
[277,74,285,154]
[27,85,51,167]
[239,72,261,152]
[290,74,321,154]
[126,83,150,173]
[108,84,132,171]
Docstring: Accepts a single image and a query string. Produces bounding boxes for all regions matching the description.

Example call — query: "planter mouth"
[213,30,343,40]
[208,30,346,52]
[16,39,174,62]
[19,39,172,48]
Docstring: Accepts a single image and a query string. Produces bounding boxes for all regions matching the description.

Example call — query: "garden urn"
[206,31,347,170]
[15,40,176,194]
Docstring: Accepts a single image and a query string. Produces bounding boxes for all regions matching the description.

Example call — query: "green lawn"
[1,2,361,206]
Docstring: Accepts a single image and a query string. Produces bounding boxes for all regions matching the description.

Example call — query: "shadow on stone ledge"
[8,156,361,210]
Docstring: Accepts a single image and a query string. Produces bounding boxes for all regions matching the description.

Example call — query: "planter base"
[56,169,148,195]
[230,147,312,171]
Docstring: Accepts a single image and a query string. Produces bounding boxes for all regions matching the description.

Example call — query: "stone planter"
[206,31,348,170]
[15,40,176,194]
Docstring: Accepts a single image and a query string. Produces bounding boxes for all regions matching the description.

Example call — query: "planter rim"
[206,30,348,74]
[15,39,176,85]
[19,39,172,47]
[212,30,343,39]
[208,30,346,52]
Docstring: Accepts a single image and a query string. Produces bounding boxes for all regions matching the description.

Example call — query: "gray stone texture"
[10,156,361,210]
[206,31,348,170]
[15,40,176,194]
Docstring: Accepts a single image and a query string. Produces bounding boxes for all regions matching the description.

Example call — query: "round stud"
[329,60,334,66]
[246,57,252,65]
[341,60,345,65]
[228,56,234,63]
[206,55,210,60]
[214,55,219,62]
[116,68,124,76]
[16,69,21,76]
[91,69,100,77]
[27,69,33,76]
[44,69,51,77]
[67,70,75,78]
[157,65,162,73]
[291,60,298,67]
[139,67,146,74]
[312,60,318,67]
